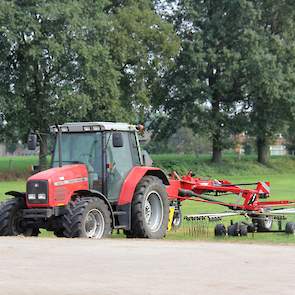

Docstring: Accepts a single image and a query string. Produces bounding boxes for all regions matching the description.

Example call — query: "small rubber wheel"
[247,224,256,233]
[214,224,227,237]
[227,223,239,236]
[239,224,248,236]
[285,222,295,234]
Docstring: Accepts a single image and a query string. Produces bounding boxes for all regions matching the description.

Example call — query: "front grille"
[27,180,49,204]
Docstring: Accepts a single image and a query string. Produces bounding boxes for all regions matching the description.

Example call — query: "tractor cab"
[50,122,144,201]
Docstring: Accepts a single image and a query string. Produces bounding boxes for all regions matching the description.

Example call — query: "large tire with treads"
[128,176,169,239]
[0,198,39,236]
[62,197,112,239]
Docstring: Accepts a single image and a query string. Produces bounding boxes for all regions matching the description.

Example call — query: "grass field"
[0,154,295,243]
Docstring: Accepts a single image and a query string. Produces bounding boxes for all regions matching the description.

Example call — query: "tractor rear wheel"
[0,198,39,236]
[62,197,112,239]
[129,176,169,239]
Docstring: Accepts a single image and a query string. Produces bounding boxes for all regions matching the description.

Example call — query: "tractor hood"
[28,164,88,185]
[26,164,89,207]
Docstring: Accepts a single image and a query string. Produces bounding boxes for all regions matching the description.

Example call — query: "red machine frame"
[166,171,295,214]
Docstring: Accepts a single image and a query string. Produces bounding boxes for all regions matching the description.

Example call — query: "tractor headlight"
[37,193,47,200]
[28,194,36,200]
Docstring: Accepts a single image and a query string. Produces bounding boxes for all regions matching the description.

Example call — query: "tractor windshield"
[52,132,102,189]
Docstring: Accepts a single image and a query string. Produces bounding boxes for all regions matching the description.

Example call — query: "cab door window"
[106,132,134,201]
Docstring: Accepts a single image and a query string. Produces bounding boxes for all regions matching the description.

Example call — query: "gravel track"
[0,237,294,295]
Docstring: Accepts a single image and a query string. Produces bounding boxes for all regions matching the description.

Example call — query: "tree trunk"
[257,136,269,165]
[212,134,222,163]
[211,99,222,164]
[39,133,48,171]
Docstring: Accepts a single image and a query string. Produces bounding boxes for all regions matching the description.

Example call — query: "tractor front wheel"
[62,197,112,239]
[129,176,169,239]
[0,198,39,236]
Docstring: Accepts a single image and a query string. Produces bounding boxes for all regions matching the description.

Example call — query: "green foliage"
[108,0,180,121]
[153,0,259,162]
[146,127,212,154]
[241,1,295,163]
[153,0,295,164]
[0,0,179,169]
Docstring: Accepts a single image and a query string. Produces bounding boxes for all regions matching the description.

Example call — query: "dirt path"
[0,237,294,295]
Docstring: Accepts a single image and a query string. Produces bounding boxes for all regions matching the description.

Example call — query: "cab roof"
[50,122,137,133]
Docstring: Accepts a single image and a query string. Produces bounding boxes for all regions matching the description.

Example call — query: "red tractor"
[0,122,178,239]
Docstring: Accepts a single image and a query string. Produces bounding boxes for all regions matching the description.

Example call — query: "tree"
[153,0,257,163]
[0,0,179,170]
[0,0,121,169]
[244,0,295,164]
[107,0,180,122]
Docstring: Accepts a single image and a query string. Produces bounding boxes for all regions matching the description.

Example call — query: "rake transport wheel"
[227,223,239,236]
[128,176,169,239]
[239,224,248,236]
[285,222,295,234]
[227,223,248,237]
[252,216,273,232]
[0,198,39,236]
[62,197,112,239]
[214,224,227,237]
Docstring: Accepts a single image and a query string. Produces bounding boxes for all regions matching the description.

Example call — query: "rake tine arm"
[178,189,243,210]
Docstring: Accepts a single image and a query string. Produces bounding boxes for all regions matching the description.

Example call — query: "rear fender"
[74,189,115,226]
[117,167,169,206]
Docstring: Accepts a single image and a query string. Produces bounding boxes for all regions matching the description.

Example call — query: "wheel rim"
[84,209,105,238]
[144,191,164,232]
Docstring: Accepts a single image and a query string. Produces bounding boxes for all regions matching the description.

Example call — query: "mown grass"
[0,154,295,243]
[0,156,37,180]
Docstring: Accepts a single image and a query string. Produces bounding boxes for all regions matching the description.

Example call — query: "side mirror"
[27,133,37,150]
[112,132,123,148]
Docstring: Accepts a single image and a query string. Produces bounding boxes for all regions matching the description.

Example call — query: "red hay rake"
[168,171,295,236]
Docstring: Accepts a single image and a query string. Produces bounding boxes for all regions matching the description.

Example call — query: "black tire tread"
[0,198,38,236]
[214,223,226,236]
[129,176,169,239]
[285,222,295,234]
[0,198,19,236]
[62,197,112,238]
